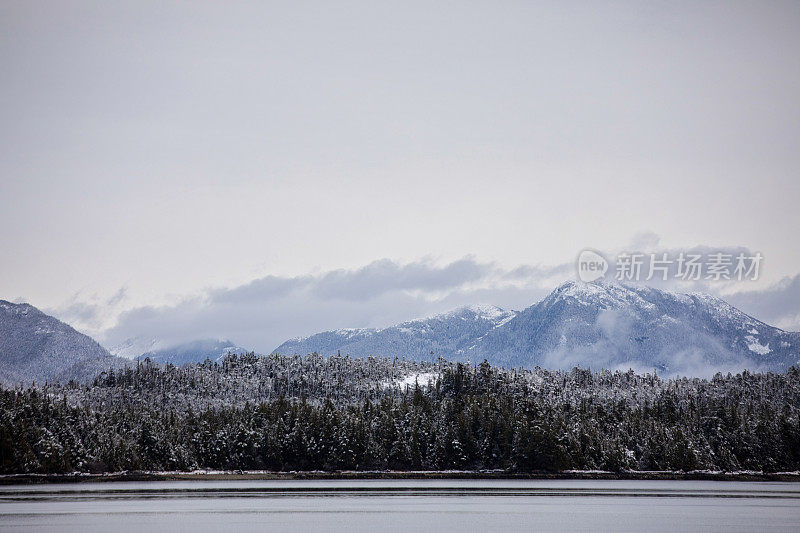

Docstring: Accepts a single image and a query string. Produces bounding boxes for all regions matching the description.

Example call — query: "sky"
[1,1,799,352]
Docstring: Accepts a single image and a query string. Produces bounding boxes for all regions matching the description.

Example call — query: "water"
[1,479,799,532]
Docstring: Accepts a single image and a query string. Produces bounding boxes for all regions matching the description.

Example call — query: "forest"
[1,353,799,474]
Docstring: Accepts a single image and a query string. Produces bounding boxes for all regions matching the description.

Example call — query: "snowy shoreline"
[2,469,799,484]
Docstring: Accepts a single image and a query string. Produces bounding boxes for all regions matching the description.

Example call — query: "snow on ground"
[383,372,440,389]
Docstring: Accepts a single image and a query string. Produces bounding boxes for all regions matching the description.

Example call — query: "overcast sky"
[1,2,799,351]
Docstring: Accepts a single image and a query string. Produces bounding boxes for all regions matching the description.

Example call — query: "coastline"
[2,469,799,485]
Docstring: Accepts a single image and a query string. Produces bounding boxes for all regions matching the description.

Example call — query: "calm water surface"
[1,479,799,532]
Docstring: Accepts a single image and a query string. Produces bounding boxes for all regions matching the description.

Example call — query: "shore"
[2,469,800,484]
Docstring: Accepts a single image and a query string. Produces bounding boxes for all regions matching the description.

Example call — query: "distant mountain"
[274,282,800,375]
[108,336,162,360]
[0,300,127,385]
[275,304,517,362]
[110,337,250,365]
[467,281,800,374]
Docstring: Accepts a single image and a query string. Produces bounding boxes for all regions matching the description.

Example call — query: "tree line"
[1,354,799,474]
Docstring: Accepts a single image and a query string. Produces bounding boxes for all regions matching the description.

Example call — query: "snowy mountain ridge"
[276,304,518,362]
[275,281,800,375]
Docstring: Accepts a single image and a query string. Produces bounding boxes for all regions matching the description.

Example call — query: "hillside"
[0,300,127,384]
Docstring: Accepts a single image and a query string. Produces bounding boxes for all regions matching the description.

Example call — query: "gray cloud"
[210,276,308,305]
[725,274,800,331]
[99,257,546,351]
[46,287,128,334]
[313,257,491,301]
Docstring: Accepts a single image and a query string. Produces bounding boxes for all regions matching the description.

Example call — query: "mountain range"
[2,281,799,383]
[275,281,800,375]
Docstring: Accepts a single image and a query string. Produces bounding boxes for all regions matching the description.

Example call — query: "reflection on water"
[1,480,799,532]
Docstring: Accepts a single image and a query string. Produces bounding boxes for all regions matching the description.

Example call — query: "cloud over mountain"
[98,257,560,353]
[44,243,799,358]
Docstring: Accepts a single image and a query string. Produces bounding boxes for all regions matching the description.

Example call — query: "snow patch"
[744,336,771,355]
[383,372,439,389]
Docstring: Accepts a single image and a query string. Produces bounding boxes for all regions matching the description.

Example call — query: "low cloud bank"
[49,247,800,356]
